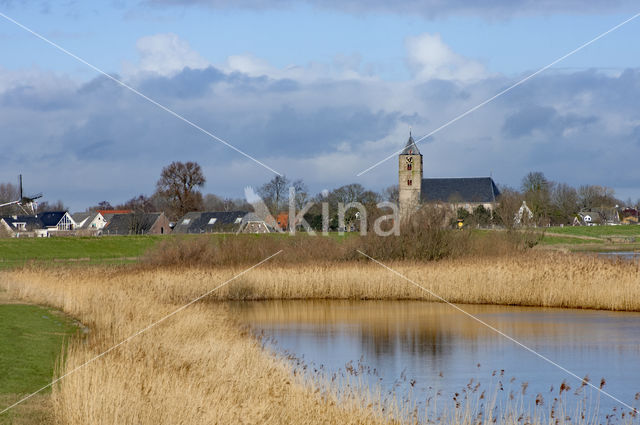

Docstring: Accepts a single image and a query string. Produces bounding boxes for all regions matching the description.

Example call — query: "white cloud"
[125,33,209,77]
[405,33,486,82]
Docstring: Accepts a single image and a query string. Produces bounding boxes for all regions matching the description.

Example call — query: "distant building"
[72,212,107,231]
[172,211,248,234]
[0,211,76,237]
[621,208,639,225]
[238,212,274,234]
[102,212,171,235]
[398,132,500,217]
[573,208,620,226]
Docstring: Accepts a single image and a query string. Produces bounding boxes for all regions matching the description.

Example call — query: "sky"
[1,0,640,210]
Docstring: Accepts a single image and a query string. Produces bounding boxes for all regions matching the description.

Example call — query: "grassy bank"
[0,303,78,424]
[1,250,639,424]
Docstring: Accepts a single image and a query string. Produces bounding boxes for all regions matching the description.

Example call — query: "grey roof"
[72,212,102,229]
[400,133,421,155]
[172,211,249,234]
[103,212,162,235]
[72,212,91,223]
[421,177,500,203]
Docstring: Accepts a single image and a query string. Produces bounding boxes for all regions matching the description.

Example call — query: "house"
[172,211,248,234]
[102,212,171,235]
[72,212,107,231]
[237,212,273,234]
[97,210,132,225]
[398,132,500,217]
[621,208,639,225]
[0,211,76,237]
[573,208,620,226]
[0,215,45,237]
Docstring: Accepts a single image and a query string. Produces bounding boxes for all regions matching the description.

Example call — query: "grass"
[0,304,77,394]
[539,235,604,245]
[0,303,78,424]
[545,225,640,238]
[0,233,358,270]
[0,236,164,269]
[1,251,640,424]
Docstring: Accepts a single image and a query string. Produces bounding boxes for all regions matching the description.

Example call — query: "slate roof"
[103,212,162,235]
[421,177,500,203]
[38,211,67,227]
[72,212,90,221]
[0,215,42,231]
[172,211,248,234]
[400,133,421,155]
[72,212,104,229]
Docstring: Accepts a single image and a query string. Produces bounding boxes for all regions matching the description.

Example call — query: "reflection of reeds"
[2,251,640,424]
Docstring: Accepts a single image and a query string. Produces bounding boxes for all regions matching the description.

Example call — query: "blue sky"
[1,1,640,209]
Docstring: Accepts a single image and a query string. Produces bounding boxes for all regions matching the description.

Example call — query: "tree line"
[1,164,637,227]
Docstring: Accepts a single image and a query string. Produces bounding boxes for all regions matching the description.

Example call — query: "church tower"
[398,131,423,217]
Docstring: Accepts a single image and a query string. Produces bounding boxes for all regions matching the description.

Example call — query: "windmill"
[0,175,43,215]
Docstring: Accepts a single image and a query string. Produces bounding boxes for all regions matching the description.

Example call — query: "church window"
[407,164,412,170]
[407,179,412,186]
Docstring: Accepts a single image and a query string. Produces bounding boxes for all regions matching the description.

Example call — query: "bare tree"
[551,183,578,224]
[37,200,67,212]
[0,182,20,215]
[156,161,206,220]
[494,187,523,229]
[86,201,114,212]
[291,179,309,210]
[203,194,251,212]
[521,171,552,224]
[578,185,618,209]
[258,175,290,213]
[381,185,399,203]
[117,194,156,213]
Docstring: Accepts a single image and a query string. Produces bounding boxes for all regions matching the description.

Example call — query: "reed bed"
[1,250,639,424]
[142,250,639,311]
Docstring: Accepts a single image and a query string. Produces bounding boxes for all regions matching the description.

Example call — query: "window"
[208,218,217,225]
[407,179,412,186]
[58,214,73,231]
[234,217,242,224]
[407,164,412,170]
[15,222,26,230]
[182,218,191,225]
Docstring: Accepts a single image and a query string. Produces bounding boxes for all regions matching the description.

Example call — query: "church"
[398,133,500,217]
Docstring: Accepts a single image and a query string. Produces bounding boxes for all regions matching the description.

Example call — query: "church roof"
[400,132,421,155]
[421,177,500,203]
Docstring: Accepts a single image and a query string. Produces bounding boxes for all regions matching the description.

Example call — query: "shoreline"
[1,252,639,424]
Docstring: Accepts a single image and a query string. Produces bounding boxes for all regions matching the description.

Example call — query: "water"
[233,300,640,421]
[597,251,640,260]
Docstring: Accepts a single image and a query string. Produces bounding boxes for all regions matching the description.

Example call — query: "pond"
[233,300,640,422]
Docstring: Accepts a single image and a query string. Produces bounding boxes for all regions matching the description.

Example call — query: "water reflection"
[232,300,640,420]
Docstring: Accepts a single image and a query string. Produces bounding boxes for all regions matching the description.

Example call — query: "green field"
[0,235,164,269]
[545,225,640,238]
[539,235,605,245]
